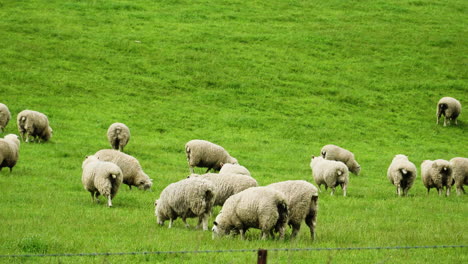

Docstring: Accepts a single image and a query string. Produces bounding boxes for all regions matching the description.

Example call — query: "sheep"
[450,157,468,195]
[0,134,20,172]
[0,103,11,133]
[387,154,417,196]
[81,155,123,207]
[185,139,238,174]
[321,144,361,175]
[16,110,53,142]
[267,180,319,240]
[188,173,258,206]
[219,163,251,176]
[310,156,349,196]
[421,159,453,196]
[212,186,289,240]
[155,177,215,231]
[107,122,130,152]
[437,97,462,126]
[94,149,152,190]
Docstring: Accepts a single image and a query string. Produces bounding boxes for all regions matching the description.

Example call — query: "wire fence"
[0,245,466,259]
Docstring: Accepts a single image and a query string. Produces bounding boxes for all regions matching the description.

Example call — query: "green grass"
[0,0,467,263]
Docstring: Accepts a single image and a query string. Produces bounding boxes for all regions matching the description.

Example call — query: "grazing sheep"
[0,103,11,133]
[450,157,468,195]
[212,187,289,240]
[387,154,417,196]
[421,159,453,196]
[16,110,53,142]
[219,163,251,176]
[107,122,130,152]
[437,97,462,126]
[155,177,215,231]
[188,173,258,206]
[0,134,20,172]
[321,144,361,175]
[310,156,349,196]
[94,149,152,190]
[185,139,238,173]
[267,180,319,240]
[81,155,123,207]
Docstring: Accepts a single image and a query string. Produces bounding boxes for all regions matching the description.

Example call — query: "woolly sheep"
[16,110,53,142]
[437,97,462,126]
[94,149,152,190]
[155,177,215,231]
[421,159,453,196]
[212,187,289,240]
[107,122,130,152]
[188,173,258,206]
[321,144,361,175]
[310,156,349,196]
[185,139,238,174]
[81,155,123,207]
[450,157,468,195]
[267,180,319,240]
[0,103,11,133]
[0,134,20,172]
[387,154,417,196]
[219,163,251,176]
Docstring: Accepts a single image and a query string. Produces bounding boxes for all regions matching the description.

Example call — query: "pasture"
[0,0,466,263]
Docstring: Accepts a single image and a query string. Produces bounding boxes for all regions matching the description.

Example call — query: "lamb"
[437,97,462,126]
[107,123,130,152]
[450,157,468,195]
[188,173,258,206]
[386,154,417,196]
[81,155,123,207]
[310,156,349,196]
[219,163,251,176]
[185,139,238,173]
[212,186,289,240]
[267,180,319,240]
[421,159,453,196]
[321,144,361,175]
[0,134,20,172]
[94,149,152,190]
[0,103,11,133]
[155,177,215,231]
[16,110,53,142]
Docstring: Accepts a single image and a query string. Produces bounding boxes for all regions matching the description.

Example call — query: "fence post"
[257,249,267,264]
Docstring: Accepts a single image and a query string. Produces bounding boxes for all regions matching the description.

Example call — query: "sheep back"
[16,110,52,142]
[94,149,152,190]
[321,144,361,175]
[82,156,123,203]
[437,97,462,126]
[0,134,20,171]
[0,103,11,132]
[310,156,349,196]
[185,140,238,173]
[421,159,453,196]
[219,163,251,176]
[107,123,130,152]
[450,157,468,195]
[387,154,417,196]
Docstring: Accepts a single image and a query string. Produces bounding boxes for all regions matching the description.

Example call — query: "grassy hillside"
[0,0,466,263]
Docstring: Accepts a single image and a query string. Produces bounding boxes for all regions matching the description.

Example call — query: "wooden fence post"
[257,249,267,264]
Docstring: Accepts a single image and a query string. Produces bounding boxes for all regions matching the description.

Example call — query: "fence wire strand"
[0,245,466,258]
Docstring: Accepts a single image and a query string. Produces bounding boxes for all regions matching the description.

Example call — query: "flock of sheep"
[0,95,465,240]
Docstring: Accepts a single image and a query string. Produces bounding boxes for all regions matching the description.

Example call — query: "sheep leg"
[457,186,465,195]
[330,187,335,196]
[168,219,173,228]
[182,217,190,228]
[342,184,347,197]
[90,192,95,203]
[403,187,409,196]
[205,167,212,173]
[305,214,316,241]
[201,214,209,231]
[290,223,301,239]
[240,229,246,240]
[107,195,112,207]
[446,187,451,197]
[437,188,442,196]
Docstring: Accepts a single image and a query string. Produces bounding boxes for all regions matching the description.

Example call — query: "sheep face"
[135,173,153,190]
[212,220,230,238]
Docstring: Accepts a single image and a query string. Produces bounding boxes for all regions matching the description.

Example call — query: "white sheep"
[94,149,152,190]
[387,154,417,196]
[212,186,289,240]
[437,97,462,126]
[450,157,468,195]
[321,144,361,175]
[267,180,319,240]
[185,139,238,173]
[0,103,11,133]
[81,155,123,207]
[155,177,215,231]
[421,159,453,196]
[16,110,53,142]
[219,163,251,176]
[188,173,258,206]
[107,122,130,152]
[310,156,349,196]
[0,134,20,172]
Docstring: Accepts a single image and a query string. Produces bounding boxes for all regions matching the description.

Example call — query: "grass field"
[0,0,467,263]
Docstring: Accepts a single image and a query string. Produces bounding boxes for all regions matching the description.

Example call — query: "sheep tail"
[337,169,343,176]
[400,168,408,175]
[111,174,117,179]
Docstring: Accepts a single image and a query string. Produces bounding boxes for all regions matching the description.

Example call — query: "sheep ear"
[213,221,218,226]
